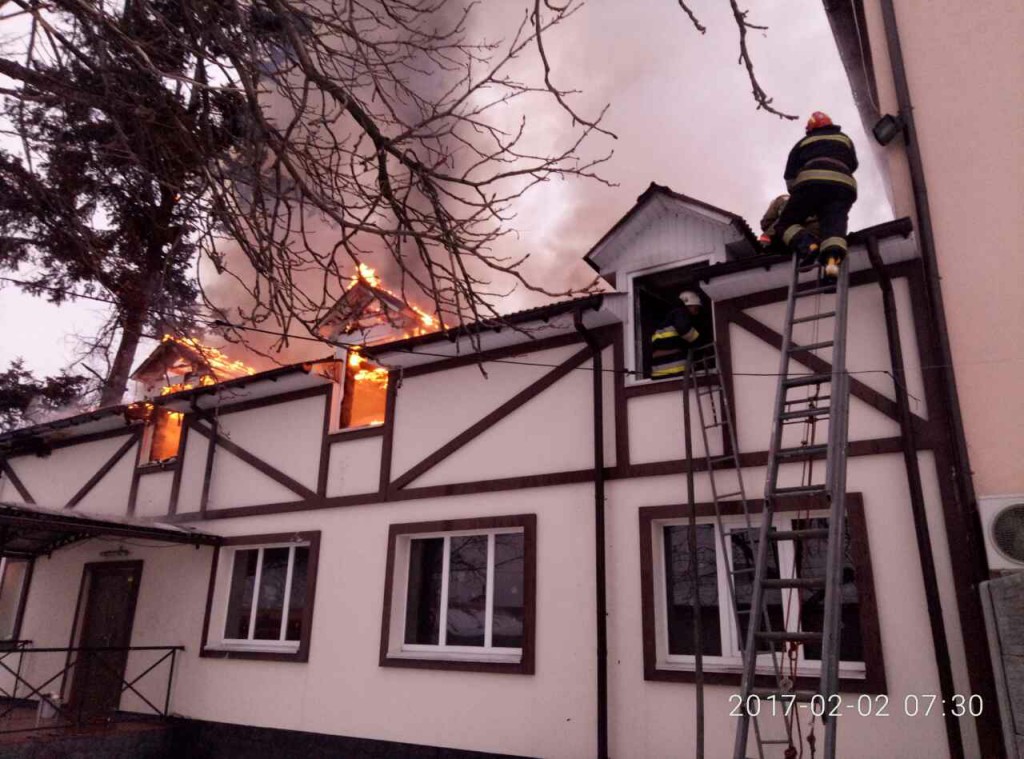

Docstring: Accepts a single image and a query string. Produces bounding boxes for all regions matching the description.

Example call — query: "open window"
[142,407,183,464]
[333,350,389,431]
[0,558,31,644]
[201,531,320,661]
[633,263,714,380]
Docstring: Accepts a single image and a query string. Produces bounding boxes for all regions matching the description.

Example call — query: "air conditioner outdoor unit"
[978,494,1024,572]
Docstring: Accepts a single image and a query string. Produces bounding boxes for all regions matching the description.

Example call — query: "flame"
[348,263,437,336]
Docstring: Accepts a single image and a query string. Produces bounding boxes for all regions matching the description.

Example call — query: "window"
[335,350,389,430]
[0,558,30,642]
[640,497,885,692]
[201,532,320,661]
[632,265,714,380]
[380,514,536,674]
[144,408,183,463]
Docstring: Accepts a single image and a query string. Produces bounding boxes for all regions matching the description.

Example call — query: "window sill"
[646,660,875,693]
[381,648,531,675]
[201,642,306,662]
[136,459,178,474]
[326,424,387,442]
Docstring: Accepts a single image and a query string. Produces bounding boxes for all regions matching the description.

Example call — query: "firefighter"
[650,290,710,379]
[759,193,821,253]
[776,111,858,280]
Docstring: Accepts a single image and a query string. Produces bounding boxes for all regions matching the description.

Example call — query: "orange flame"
[349,263,437,335]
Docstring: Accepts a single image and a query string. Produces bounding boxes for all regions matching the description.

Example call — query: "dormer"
[583,183,759,290]
[583,184,758,383]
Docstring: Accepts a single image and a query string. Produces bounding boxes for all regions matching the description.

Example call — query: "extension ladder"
[687,344,797,758]
[731,255,852,759]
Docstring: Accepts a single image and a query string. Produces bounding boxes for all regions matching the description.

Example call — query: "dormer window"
[633,264,714,381]
[144,407,183,463]
[334,350,389,430]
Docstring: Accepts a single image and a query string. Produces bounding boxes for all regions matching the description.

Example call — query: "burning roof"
[317,263,437,346]
[131,334,256,397]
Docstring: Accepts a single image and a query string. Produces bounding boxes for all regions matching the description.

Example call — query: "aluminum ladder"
[731,255,852,759]
[687,344,798,759]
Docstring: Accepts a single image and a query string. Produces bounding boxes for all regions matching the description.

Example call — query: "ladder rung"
[714,491,744,500]
[730,567,756,576]
[796,284,837,298]
[784,394,832,406]
[750,688,818,703]
[769,528,830,542]
[762,577,826,590]
[708,455,737,466]
[756,631,823,643]
[775,444,829,460]
[779,406,831,422]
[792,310,836,324]
[771,485,829,497]
[790,340,833,353]
[783,373,833,389]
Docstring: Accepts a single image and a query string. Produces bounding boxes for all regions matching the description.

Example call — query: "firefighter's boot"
[821,248,845,282]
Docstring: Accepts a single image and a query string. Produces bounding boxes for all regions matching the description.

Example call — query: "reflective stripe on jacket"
[650,309,700,379]
[784,125,858,194]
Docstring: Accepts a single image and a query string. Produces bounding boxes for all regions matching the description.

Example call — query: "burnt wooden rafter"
[390,340,609,491]
[1,459,35,505]
[189,421,319,503]
[66,432,141,509]
[729,309,932,436]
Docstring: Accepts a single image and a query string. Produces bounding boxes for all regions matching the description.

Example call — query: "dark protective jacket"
[650,307,710,379]
[784,125,858,195]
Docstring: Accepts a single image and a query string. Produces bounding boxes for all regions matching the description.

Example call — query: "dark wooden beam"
[391,342,605,491]
[65,432,140,509]
[0,460,35,505]
[190,422,319,503]
[730,309,932,436]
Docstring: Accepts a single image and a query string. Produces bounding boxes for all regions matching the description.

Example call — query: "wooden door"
[68,561,142,722]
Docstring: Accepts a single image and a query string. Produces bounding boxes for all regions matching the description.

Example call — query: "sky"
[0,0,892,378]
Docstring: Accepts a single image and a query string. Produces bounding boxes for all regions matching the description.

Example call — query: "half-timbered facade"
[0,185,991,758]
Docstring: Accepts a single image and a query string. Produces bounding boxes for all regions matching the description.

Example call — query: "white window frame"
[652,512,866,680]
[208,540,310,655]
[625,256,714,388]
[389,526,525,665]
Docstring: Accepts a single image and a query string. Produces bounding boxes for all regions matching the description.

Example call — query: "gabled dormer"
[584,184,758,383]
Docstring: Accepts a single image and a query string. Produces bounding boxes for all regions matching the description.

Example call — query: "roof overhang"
[700,218,916,301]
[0,501,221,558]
[364,294,621,370]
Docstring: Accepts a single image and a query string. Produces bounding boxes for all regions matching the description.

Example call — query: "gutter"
[866,238,962,759]
[573,308,608,759]
[877,3,1000,756]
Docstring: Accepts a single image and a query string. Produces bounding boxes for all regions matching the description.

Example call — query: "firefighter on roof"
[775,111,858,279]
[650,290,710,379]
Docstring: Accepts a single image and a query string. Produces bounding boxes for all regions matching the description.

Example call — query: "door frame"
[64,560,144,714]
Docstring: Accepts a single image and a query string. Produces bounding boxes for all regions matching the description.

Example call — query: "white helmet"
[679,290,701,307]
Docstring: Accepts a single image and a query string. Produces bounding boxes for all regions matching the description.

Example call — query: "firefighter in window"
[650,290,712,379]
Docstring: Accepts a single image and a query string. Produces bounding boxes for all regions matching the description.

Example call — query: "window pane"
[492,533,525,648]
[730,528,786,653]
[446,535,488,647]
[254,547,290,640]
[285,547,309,642]
[793,518,863,662]
[0,560,28,640]
[224,549,259,640]
[663,525,722,656]
[405,538,444,645]
[149,409,183,462]
[341,353,389,428]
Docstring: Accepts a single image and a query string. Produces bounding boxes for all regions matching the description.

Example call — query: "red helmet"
[806,111,833,132]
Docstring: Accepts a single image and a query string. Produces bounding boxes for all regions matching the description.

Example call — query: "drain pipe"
[876,5,1000,756]
[866,237,962,759]
[574,308,608,759]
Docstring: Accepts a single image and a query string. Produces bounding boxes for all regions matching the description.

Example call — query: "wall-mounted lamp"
[100,546,131,559]
[872,113,906,146]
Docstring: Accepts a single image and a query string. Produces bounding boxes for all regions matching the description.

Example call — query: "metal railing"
[0,644,183,734]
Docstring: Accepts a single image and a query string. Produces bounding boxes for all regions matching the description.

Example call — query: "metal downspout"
[876,4,1000,756]
[574,309,608,759]
[866,237,963,759]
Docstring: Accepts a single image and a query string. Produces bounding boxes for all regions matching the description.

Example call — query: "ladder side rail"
[733,256,803,759]
[690,346,793,759]
[820,262,852,758]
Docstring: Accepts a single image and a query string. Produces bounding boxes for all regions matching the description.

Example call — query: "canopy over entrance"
[0,501,220,558]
